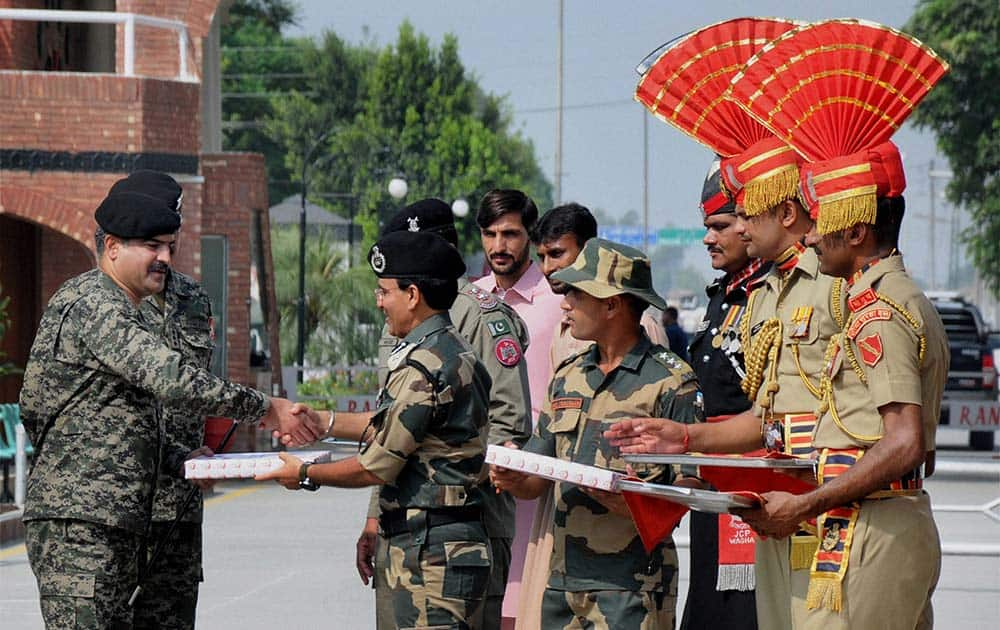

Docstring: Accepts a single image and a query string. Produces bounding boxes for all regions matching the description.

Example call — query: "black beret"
[95,192,182,239]
[383,198,458,246]
[700,158,736,219]
[368,231,465,280]
[109,170,183,213]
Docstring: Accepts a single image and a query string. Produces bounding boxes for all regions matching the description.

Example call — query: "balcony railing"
[0,8,194,81]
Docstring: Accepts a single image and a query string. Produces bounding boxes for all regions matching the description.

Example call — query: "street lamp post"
[297,131,331,383]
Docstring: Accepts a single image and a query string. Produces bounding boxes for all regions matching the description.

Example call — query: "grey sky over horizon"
[284,0,971,295]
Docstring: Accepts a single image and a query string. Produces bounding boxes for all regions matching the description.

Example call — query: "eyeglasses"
[373,286,398,300]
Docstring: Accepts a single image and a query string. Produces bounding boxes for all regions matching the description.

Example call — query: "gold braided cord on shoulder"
[791,343,823,399]
[817,334,884,443]
[831,278,846,329]
[875,291,927,366]
[742,318,782,404]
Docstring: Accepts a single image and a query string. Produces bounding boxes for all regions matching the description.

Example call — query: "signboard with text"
[945,401,1000,431]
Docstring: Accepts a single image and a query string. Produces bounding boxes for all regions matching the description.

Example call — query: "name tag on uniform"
[551,397,584,411]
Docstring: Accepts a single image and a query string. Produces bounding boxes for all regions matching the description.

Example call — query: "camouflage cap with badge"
[551,237,666,310]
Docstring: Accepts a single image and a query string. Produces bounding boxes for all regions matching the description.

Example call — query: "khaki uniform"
[800,255,946,630]
[20,269,268,629]
[371,278,531,628]
[133,271,215,629]
[361,313,493,629]
[524,334,703,630]
[740,247,845,630]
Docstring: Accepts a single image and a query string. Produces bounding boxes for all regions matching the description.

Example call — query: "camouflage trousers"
[379,520,492,629]
[25,518,144,629]
[540,588,676,630]
[132,521,203,630]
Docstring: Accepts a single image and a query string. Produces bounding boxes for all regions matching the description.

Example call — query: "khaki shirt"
[813,256,948,450]
[744,247,845,418]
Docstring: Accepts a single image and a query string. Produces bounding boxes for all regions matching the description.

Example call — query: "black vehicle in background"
[929,293,998,450]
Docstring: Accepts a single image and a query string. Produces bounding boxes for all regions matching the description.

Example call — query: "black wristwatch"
[298,462,319,491]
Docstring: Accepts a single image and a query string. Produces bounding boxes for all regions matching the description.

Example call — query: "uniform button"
[722,303,729,310]
[702,355,709,363]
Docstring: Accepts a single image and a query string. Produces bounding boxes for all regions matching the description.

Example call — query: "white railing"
[0,8,193,81]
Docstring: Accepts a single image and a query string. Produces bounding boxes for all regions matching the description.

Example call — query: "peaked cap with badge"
[635,17,803,216]
[368,230,465,280]
[382,197,459,246]
[109,170,184,214]
[551,237,666,310]
[95,191,182,240]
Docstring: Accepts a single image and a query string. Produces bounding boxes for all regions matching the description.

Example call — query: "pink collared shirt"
[474,262,564,425]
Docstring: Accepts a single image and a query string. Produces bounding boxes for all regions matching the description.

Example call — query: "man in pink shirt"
[474,189,564,629]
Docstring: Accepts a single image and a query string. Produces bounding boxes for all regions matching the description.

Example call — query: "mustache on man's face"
[149,262,170,274]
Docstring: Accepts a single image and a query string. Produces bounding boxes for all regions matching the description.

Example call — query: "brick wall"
[201,152,267,390]
[0,73,200,154]
[0,0,44,71]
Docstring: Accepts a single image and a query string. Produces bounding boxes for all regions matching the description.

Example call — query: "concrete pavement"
[1,451,998,629]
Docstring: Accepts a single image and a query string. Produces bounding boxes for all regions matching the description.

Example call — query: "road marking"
[0,485,262,560]
[0,543,26,560]
[204,483,263,506]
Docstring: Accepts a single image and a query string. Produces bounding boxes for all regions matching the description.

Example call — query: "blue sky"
[285,1,962,290]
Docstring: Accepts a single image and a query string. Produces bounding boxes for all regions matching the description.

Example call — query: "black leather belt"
[379,506,481,538]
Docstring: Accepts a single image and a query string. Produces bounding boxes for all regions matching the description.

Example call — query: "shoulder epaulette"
[651,349,696,382]
[554,346,589,373]
[462,284,500,310]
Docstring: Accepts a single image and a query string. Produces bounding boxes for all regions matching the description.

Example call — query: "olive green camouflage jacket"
[359,313,491,515]
[525,333,704,592]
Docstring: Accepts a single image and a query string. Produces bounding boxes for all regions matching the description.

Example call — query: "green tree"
[270,226,382,366]
[905,1,1000,295]
[272,22,552,256]
[221,0,309,203]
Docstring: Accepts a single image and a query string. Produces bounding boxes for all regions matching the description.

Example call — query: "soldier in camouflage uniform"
[96,171,216,629]
[261,230,493,629]
[350,199,531,630]
[20,191,317,629]
[492,238,704,629]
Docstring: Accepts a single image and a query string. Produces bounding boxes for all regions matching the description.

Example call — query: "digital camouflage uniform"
[133,270,215,629]
[524,333,704,630]
[359,312,493,630]
[739,245,845,630]
[20,269,269,629]
[801,255,947,630]
[370,277,532,629]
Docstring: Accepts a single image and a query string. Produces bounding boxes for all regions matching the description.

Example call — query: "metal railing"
[0,8,194,81]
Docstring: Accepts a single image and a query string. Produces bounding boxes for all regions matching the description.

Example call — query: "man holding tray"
[491,238,703,629]
[259,230,494,629]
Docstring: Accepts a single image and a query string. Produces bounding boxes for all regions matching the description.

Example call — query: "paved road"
[2,450,998,629]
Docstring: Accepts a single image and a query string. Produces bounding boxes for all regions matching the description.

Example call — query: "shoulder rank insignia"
[847,308,892,339]
[467,285,498,309]
[656,351,682,370]
[848,288,878,313]
[494,338,522,366]
[856,333,883,367]
[487,319,511,338]
[386,341,414,371]
[789,306,814,338]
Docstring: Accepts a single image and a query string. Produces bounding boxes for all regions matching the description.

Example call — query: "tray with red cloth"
[624,451,817,495]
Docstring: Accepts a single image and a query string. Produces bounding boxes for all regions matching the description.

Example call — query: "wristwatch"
[298,462,319,491]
